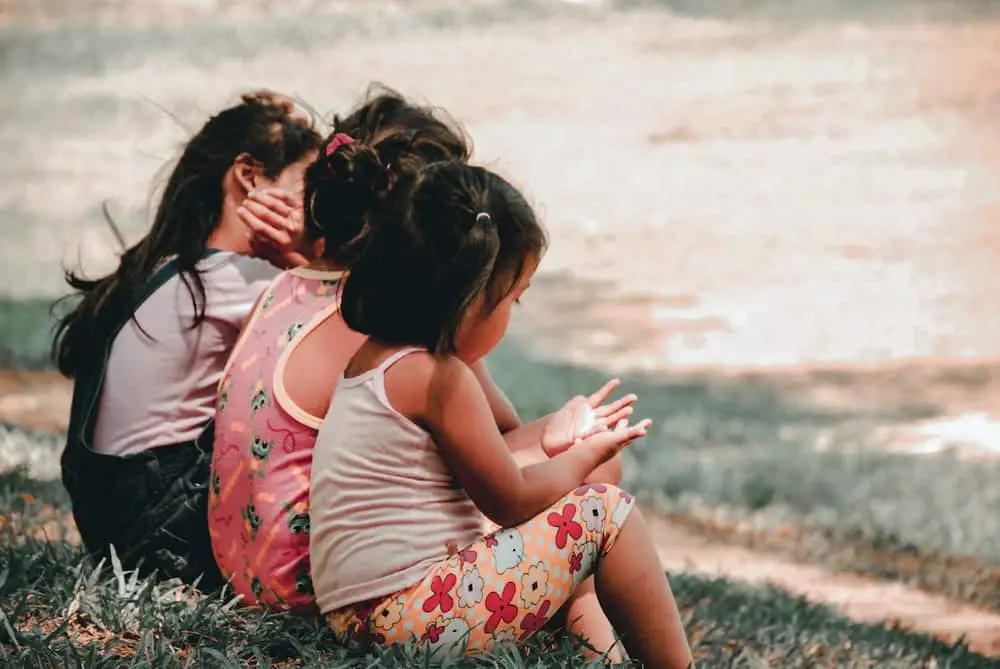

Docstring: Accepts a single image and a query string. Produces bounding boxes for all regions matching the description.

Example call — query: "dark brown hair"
[338,160,548,355]
[52,91,322,378]
[302,84,471,266]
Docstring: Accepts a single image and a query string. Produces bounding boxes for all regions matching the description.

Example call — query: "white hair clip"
[475,212,492,225]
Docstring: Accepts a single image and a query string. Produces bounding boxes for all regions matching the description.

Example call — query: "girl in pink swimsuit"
[209,88,471,613]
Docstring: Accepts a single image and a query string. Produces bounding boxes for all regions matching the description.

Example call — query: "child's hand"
[239,188,310,268]
[541,379,638,458]
[577,416,652,465]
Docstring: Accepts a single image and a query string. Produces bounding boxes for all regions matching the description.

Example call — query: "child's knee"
[583,455,622,486]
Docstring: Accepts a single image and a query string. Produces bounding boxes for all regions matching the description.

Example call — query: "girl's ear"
[232,152,259,196]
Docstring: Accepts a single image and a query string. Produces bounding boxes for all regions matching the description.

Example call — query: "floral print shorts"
[325,484,635,661]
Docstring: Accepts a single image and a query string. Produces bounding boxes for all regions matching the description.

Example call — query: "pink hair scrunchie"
[325,133,355,177]
[325,132,355,157]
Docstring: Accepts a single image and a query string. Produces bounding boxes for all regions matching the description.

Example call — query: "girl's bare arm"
[415,356,647,528]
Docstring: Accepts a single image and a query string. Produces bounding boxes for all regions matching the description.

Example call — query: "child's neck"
[207,201,251,254]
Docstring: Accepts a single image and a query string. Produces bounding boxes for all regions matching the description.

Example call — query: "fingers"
[242,198,296,235]
[619,417,652,441]
[602,404,634,428]
[578,405,634,440]
[607,420,650,452]
[587,379,620,408]
[251,187,302,214]
[581,417,652,461]
[594,393,637,418]
[243,213,293,249]
[239,188,308,253]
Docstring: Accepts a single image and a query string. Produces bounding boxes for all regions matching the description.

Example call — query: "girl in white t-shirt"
[53,91,321,589]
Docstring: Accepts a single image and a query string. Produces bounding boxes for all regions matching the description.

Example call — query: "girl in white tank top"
[309,155,694,668]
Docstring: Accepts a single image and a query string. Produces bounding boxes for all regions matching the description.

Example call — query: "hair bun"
[325,141,391,198]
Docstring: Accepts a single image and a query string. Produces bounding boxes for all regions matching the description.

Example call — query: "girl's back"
[210,266,352,611]
[94,252,277,456]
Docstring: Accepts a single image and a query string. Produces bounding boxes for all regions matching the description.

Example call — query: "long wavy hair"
[52,91,322,378]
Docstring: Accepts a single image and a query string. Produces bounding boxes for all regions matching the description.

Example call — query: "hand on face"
[541,378,644,458]
[239,188,309,268]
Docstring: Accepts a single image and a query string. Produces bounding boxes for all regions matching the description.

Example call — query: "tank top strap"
[377,347,425,374]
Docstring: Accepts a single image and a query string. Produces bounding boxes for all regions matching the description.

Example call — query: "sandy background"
[2,0,1000,379]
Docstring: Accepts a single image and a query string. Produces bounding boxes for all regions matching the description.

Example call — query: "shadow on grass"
[488,337,1000,561]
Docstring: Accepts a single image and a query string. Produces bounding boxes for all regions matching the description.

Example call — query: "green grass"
[2,297,998,608]
[0,310,995,662]
[0,470,994,668]
[488,339,1000,561]
[0,298,61,371]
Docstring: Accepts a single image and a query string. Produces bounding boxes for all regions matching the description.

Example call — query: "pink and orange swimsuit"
[208,266,344,613]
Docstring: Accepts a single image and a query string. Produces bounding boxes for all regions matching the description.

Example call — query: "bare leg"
[561,578,623,662]
[513,447,625,662]
[596,506,694,669]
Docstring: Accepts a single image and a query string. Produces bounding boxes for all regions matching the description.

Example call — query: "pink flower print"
[444,539,476,563]
[355,600,377,622]
[519,600,552,641]
[547,503,583,549]
[422,622,443,643]
[422,573,457,614]
[620,491,633,504]
[573,482,607,496]
[484,534,498,548]
[569,551,583,574]
[484,581,519,634]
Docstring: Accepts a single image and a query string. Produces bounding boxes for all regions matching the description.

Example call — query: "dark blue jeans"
[62,427,223,590]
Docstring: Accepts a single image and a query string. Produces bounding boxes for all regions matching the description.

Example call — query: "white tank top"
[309,348,482,614]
